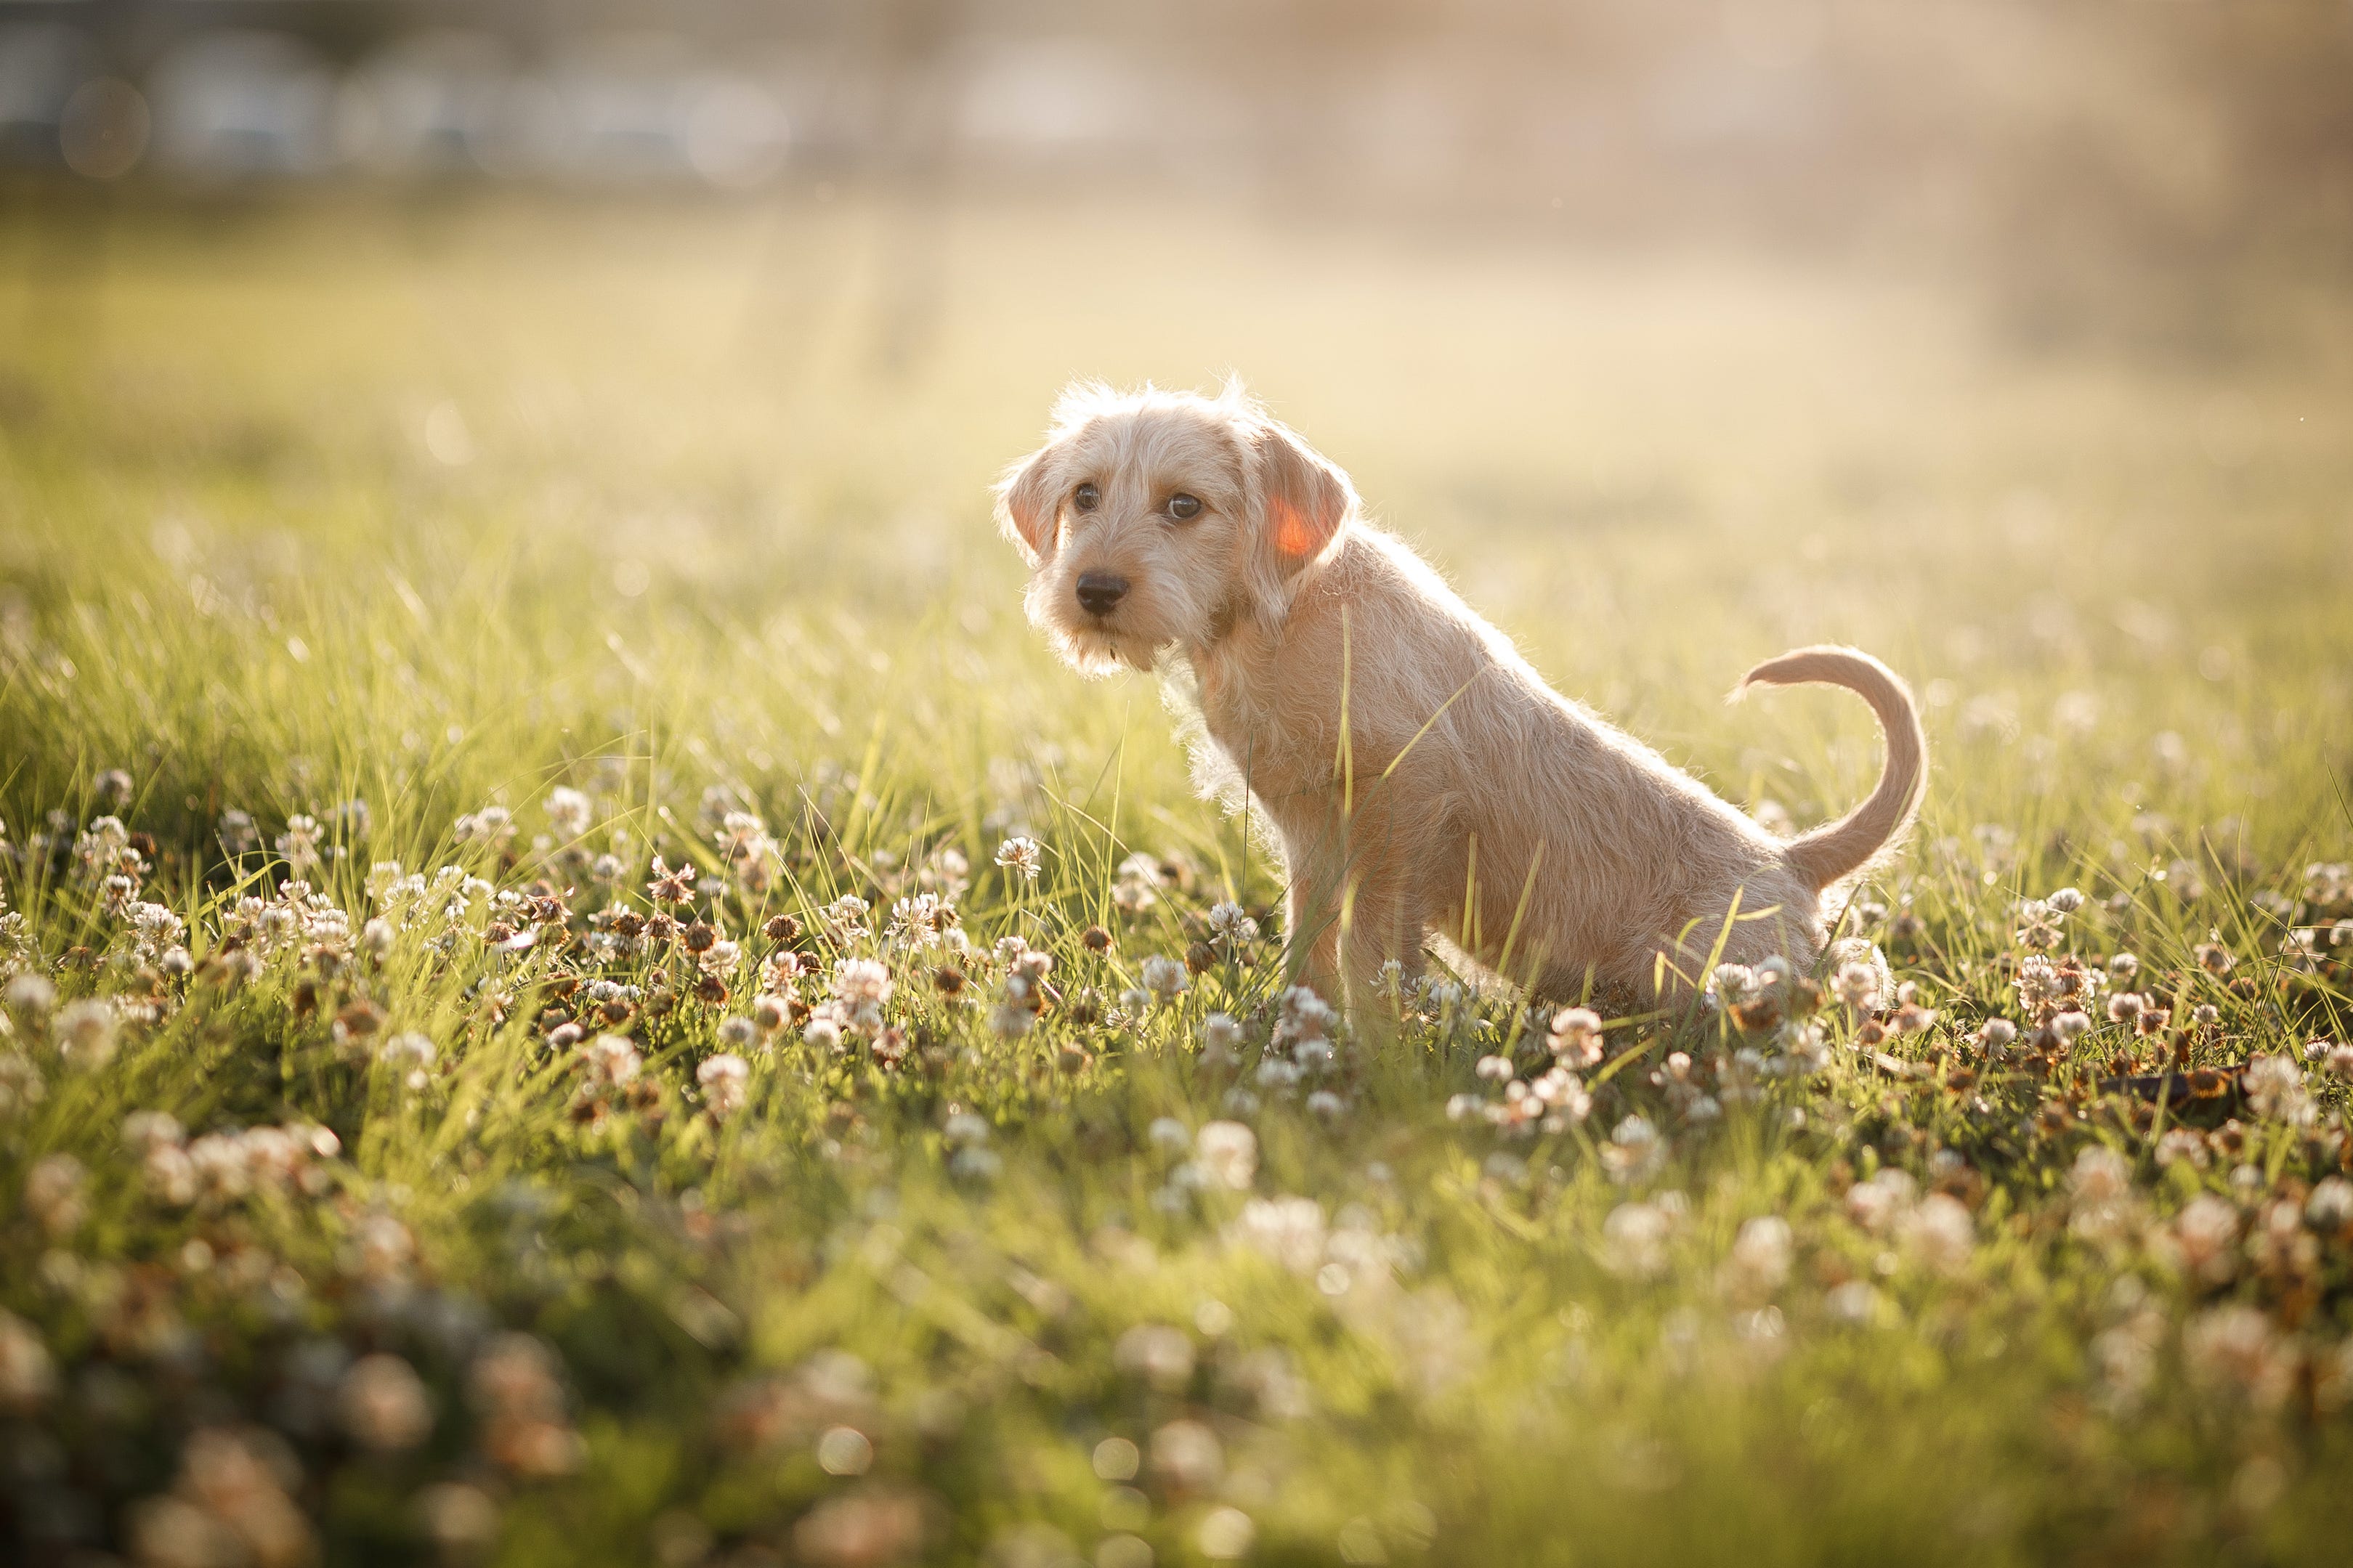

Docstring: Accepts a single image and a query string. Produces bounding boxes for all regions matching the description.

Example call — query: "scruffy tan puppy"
[996,381,1924,1012]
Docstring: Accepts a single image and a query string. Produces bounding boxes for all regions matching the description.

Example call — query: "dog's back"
[1199,527,1885,999]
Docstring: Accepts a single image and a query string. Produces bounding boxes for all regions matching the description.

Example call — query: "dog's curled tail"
[1736,645,1927,891]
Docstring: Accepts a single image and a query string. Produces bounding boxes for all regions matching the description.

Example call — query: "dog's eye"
[1073,483,1099,513]
[1166,493,1202,521]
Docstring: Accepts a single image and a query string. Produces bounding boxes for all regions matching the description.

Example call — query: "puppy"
[995,381,1924,1012]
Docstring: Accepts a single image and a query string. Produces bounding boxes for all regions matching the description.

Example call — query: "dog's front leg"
[1281,858,1347,1003]
[1340,870,1424,1011]
[1279,803,1424,1012]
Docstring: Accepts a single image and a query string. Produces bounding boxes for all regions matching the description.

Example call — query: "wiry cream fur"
[996,383,1927,1013]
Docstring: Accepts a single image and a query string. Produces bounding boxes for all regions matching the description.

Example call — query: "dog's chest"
[1188,659,1340,800]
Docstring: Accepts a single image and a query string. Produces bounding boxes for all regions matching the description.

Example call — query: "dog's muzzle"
[1074,572,1129,617]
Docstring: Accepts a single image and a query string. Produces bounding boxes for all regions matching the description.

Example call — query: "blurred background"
[4,0,2351,346]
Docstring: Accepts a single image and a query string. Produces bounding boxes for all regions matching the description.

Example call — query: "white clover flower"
[1113,1324,1196,1392]
[545,787,593,839]
[1255,1057,1303,1089]
[378,1033,437,1089]
[1139,955,1188,1004]
[1147,1116,1191,1151]
[1728,1216,1792,1291]
[697,1053,750,1118]
[1890,981,1937,1034]
[1601,1114,1665,1184]
[71,817,130,890]
[993,836,1042,882]
[126,901,185,956]
[6,974,57,1017]
[1600,1201,1671,1279]
[1199,1012,1244,1063]
[275,813,326,876]
[1547,1006,1604,1066]
[217,808,260,856]
[2068,1145,2131,1206]
[1195,1121,1258,1190]
[54,999,118,1069]
[1111,852,1163,913]
[1231,1195,1326,1272]
[1900,1193,1975,1276]
[2306,1175,2353,1241]
[1196,1507,1253,1562]
[139,1140,194,1206]
[2152,1129,2208,1172]
[949,1145,1003,1182]
[1846,1169,1916,1234]
[122,1110,183,1151]
[2243,1053,2312,1124]
[1709,964,1758,1005]
[803,1015,843,1052]
[23,1152,84,1238]
[1276,986,1336,1044]
[580,1035,641,1084]
[831,958,893,1008]
[341,1354,433,1452]
[452,806,516,851]
[2306,1177,2353,1231]
[1531,1065,1592,1121]
[2182,1305,2288,1409]
[2174,1194,2240,1285]
[360,917,394,961]
[888,894,953,950]
[710,818,776,888]
[1826,1280,1882,1325]
[1204,901,1258,944]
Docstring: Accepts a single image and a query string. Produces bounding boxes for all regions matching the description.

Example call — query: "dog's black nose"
[1075,572,1129,617]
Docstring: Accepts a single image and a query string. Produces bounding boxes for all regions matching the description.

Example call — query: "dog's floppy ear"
[993,445,1061,566]
[1244,415,1355,614]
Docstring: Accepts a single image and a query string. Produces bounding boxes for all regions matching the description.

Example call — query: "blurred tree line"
[3,0,2348,344]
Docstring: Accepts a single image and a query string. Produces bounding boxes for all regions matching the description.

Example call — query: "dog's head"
[995,381,1355,675]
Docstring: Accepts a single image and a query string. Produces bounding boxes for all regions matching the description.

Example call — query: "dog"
[995,381,1924,1013]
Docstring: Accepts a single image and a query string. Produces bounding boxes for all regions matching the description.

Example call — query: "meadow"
[2,191,2352,1566]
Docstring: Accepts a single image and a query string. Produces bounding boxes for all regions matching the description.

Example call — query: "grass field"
[3,192,2352,1567]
